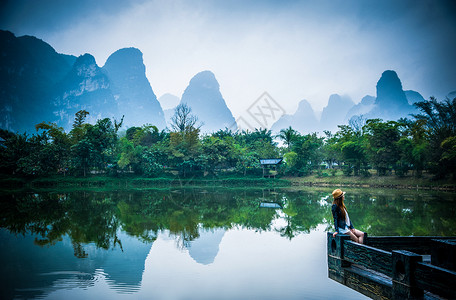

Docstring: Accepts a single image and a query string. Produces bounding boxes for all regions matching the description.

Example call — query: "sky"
[1,0,456,121]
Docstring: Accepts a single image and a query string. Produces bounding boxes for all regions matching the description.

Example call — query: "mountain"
[158,93,180,110]
[369,70,416,120]
[346,71,418,123]
[0,31,168,132]
[102,48,165,129]
[271,99,319,133]
[52,53,118,129]
[405,90,425,105]
[158,93,180,128]
[179,71,236,133]
[320,94,354,133]
[18,35,75,85]
[0,30,75,132]
[345,95,375,122]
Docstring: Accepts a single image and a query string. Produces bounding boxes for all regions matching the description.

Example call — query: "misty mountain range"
[1,30,454,135]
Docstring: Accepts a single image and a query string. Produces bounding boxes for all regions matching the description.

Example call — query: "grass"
[285,169,456,191]
[0,170,454,192]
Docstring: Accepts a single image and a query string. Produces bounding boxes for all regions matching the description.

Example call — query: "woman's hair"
[333,195,346,219]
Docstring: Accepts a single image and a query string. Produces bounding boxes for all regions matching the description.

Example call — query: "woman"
[331,188,364,244]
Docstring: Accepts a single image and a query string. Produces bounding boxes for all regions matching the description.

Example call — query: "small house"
[259,158,283,177]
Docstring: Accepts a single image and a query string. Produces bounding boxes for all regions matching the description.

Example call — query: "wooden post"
[327,232,351,283]
[327,232,351,262]
[392,250,423,299]
[431,239,456,271]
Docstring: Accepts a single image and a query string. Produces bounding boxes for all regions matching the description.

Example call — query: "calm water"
[0,187,455,299]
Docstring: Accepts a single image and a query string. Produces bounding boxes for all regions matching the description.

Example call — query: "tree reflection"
[0,188,455,258]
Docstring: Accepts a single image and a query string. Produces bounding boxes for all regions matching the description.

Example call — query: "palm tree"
[413,96,456,178]
[277,126,298,150]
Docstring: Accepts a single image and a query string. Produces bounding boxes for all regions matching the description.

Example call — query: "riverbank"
[0,174,290,191]
[285,172,456,192]
[0,172,454,192]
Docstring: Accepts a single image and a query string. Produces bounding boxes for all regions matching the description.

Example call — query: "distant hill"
[52,53,118,128]
[345,71,423,127]
[405,90,425,105]
[1,30,454,135]
[158,93,180,129]
[179,71,236,133]
[103,48,165,129]
[0,30,165,132]
[271,71,429,134]
[345,95,376,123]
[271,99,319,134]
[158,93,180,110]
[0,30,75,132]
[320,94,354,133]
[360,70,417,121]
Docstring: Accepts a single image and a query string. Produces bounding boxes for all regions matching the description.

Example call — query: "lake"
[1,187,455,299]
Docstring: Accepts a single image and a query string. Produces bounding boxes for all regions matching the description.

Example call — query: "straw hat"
[332,188,346,200]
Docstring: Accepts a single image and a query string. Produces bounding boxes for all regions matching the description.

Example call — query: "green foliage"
[141,150,164,177]
[288,133,324,176]
[363,119,400,176]
[413,96,456,178]
[277,126,299,150]
[1,96,455,180]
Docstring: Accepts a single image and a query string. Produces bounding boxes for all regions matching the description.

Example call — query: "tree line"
[0,97,455,179]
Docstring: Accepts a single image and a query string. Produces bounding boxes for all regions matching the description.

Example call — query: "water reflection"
[0,188,455,299]
[187,227,225,265]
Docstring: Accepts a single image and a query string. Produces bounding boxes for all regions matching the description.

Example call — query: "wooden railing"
[327,232,456,299]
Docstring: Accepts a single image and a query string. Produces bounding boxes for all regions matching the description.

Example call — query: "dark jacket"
[331,204,354,233]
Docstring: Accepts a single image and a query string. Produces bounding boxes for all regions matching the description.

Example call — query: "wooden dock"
[327,232,456,299]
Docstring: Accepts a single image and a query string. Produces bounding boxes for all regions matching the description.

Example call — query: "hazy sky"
[1,0,456,119]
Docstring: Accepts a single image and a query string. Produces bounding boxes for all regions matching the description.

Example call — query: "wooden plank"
[344,241,393,276]
[344,266,392,300]
[366,236,455,254]
[328,265,392,300]
[415,262,456,299]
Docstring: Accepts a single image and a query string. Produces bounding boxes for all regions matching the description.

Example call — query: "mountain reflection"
[0,188,455,298]
[187,227,226,265]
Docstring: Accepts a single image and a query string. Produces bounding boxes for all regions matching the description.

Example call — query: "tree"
[117,137,143,173]
[440,136,456,179]
[321,130,341,170]
[201,135,239,174]
[413,97,456,178]
[71,138,93,177]
[170,103,199,133]
[333,125,368,176]
[395,118,429,177]
[290,133,324,175]
[35,122,71,175]
[363,119,400,176]
[130,125,167,147]
[0,130,29,174]
[70,110,90,144]
[277,126,299,151]
[168,104,203,176]
[71,118,120,176]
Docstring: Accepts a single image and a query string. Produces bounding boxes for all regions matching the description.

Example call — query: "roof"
[259,158,283,165]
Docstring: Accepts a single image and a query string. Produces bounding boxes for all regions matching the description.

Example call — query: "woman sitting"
[331,188,364,244]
